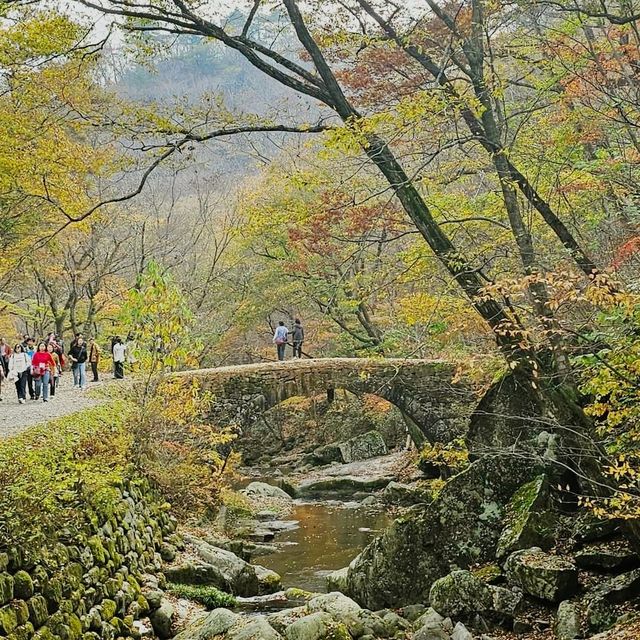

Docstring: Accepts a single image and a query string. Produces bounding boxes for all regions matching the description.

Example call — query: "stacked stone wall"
[0,478,175,640]
[178,358,474,442]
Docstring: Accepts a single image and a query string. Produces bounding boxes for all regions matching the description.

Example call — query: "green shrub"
[165,583,236,608]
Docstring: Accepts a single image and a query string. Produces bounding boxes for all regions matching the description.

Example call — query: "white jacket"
[113,343,126,363]
[9,352,30,374]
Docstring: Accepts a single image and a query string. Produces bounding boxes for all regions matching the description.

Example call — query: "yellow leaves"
[420,438,470,472]
[0,10,83,67]
[0,9,125,284]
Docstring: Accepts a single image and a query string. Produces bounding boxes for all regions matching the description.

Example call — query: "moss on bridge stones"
[185,358,474,442]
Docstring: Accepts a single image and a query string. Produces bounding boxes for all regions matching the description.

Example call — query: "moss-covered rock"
[166,582,236,609]
[505,548,578,602]
[86,538,107,566]
[496,476,556,559]
[12,600,29,626]
[429,570,492,619]
[584,567,640,632]
[347,455,534,609]
[163,561,227,589]
[149,600,174,639]
[226,616,282,640]
[575,542,639,571]
[43,575,64,612]
[555,600,582,640]
[325,567,349,594]
[338,430,387,463]
[32,625,55,640]
[13,571,34,600]
[255,565,282,595]
[488,585,522,621]
[0,604,19,634]
[68,613,83,640]
[7,622,35,640]
[173,608,239,640]
[268,607,307,634]
[99,599,117,622]
[284,612,348,640]
[27,595,49,628]
[0,573,14,606]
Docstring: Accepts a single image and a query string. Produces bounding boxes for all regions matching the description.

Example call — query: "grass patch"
[166,583,236,609]
[0,400,134,555]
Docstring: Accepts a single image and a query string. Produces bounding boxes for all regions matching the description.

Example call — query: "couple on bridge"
[273,319,304,361]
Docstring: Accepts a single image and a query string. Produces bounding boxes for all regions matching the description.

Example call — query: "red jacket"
[31,352,56,376]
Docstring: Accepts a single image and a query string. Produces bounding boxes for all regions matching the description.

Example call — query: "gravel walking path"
[0,373,111,439]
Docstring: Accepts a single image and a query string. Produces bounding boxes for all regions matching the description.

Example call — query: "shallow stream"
[254,501,390,593]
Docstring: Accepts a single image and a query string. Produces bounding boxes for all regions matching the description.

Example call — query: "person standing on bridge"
[273,321,288,361]
[292,318,304,358]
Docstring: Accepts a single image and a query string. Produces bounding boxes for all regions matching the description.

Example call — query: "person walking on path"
[69,337,88,390]
[292,318,304,358]
[0,338,11,377]
[273,321,288,361]
[88,337,100,382]
[32,342,55,402]
[47,343,61,397]
[112,337,126,379]
[24,338,35,400]
[8,344,30,403]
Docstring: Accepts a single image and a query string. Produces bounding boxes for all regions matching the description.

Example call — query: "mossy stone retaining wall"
[0,478,175,640]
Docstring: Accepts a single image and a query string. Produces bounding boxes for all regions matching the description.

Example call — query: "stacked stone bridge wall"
[178,358,475,443]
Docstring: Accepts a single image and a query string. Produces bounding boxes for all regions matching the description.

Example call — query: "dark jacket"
[293,324,304,342]
[69,343,88,364]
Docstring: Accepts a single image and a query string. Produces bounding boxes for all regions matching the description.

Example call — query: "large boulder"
[496,475,556,559]
[296,476,392,499]
[338,430,387,463]
[164,561,227,589]
[589,569,640,604]
[283,612,349,640]
[267,607,307,634]
[575,542,639,571]
[254,565,282,594]
[488,585,523,621]
[306,592,364,637]
[325,567,349,594]
[428,570,492,619]
[555,600,582,640]
[311,443,344,465]
[466,372,546,454]
[382,481,432,507]
[226,616,282,640]
[149,600,174,639]
[347,455,537,609]
[183,535,260,596]
[584,569,640,632]
[505,548,578,602]
[306,592,362,619]
[451,622,473,640]
[242,482,293,501]
[173,609,239,640]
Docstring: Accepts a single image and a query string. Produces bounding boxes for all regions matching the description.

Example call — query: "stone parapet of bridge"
[177,358,474,443]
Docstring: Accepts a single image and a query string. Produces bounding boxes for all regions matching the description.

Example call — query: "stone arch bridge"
[176,358,475,444]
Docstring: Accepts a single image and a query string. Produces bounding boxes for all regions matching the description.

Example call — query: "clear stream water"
[254,501,390,593]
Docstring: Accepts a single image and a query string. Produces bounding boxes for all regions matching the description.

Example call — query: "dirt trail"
[0,373,114,439]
